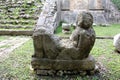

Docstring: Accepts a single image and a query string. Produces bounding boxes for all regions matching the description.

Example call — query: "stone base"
[31,55,95,75]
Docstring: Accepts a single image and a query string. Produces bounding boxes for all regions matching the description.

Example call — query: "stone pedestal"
[31,55,95,75]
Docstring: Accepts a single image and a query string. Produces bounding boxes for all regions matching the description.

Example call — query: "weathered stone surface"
[62,23,71,30]
[33,27,60,59]
[0,30,33,36]
[36,0,59,32]
[90,11,108,26]
[37,16,46,26]
[70,0,88,10]
[32,1,96,75]
[31,55,95,71]
[62,23,71,34]
[61,0,70,11]
[89,0,104,10]
[61,0,114,25]
[70,12,96,59]
[113,34,120,52]
[104,0,120,23]
[61,11,77,24]
[36,70,48,75]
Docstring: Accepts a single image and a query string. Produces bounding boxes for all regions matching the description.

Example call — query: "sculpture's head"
[76,12,93,29]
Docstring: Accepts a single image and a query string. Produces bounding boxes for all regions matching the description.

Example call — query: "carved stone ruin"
[113,34,120,53]
[61,0,109,26]
[31,0,96,76]
[62,23,71,34]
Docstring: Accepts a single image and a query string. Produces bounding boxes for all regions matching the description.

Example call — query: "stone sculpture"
[57,12,95,60]
[31,12,96,76]
[70,12,96,59]
[113,34,120,52]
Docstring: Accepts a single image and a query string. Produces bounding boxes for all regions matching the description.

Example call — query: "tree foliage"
[112,0,120,10]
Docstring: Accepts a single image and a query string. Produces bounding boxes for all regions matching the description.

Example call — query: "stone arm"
[70,28,79,42]
[77,30,85,48]
[77,28,96,58]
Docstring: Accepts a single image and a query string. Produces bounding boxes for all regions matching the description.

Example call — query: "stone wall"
[61,0,120,25]
[70,0,88,10]
[38,0,120,26]
[35,0,120,33]
[60,0,108,25]
[35,0,60,33]
[104,0,120,23]
[89,0,104,10]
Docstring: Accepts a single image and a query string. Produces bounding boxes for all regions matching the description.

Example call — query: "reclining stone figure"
[31,12,96,75]
[57,12,96,60]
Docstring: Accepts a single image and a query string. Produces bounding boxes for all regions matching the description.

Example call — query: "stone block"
[113,34,120,52]
[61,0,70,11]
[37,17,46,26]
[89,0,104,10]
[62,23,71,30]
[61,11,77,24]
[31,55,95,71]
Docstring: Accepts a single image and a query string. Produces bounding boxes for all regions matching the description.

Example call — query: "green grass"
[0,38,120,79]
[55,24,120,37]
[0,39,36,80]
[0,24,120,79]
[93,24,120,36]
[91,39,120,80]
[0,36,10,41]
[0,45,11,48]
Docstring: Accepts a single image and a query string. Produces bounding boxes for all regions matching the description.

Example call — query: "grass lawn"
[94,24,120,36]
[0,39,36,80]
[55,24,120,37]
[0,36,11,41]
[0,24,120,80]
[0,38,120,80]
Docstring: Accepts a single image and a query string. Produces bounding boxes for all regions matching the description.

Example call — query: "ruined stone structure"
[104,0,120,23]
[61,0,108,25]
[60,0,120,25]
[31,0,96,75]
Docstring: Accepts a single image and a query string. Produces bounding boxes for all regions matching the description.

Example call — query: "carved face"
[77,12,93,29]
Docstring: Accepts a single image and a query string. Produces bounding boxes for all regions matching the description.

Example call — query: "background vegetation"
[112,0,120,10]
